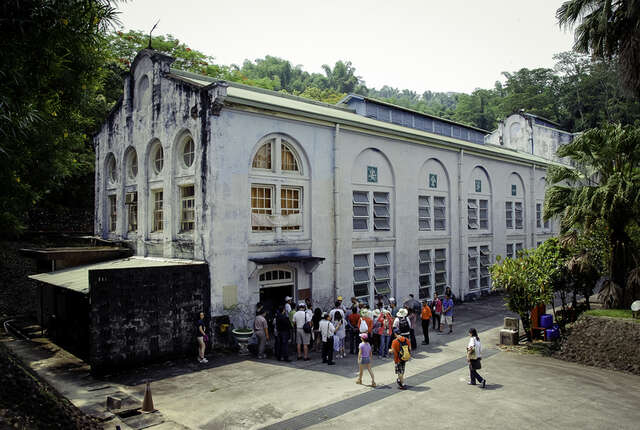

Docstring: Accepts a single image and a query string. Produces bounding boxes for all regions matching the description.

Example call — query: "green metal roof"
[29,257,206,294]
[168,69,566,168]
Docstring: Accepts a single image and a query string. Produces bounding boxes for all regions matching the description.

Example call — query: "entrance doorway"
[258,269,295,318]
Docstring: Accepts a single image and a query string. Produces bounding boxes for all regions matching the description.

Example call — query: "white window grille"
[479,199,488,229]
[152,190,163,232]
[434,248,447,295]
[418,196,431,230]
[353,254,370,304]
[434,196,446,230]
[515,202,523,229]
[260,270,293,282]
[373,192,390,230]
[505,201,513,229]
[480,245,491,288]
[353,191,369,230]
[373,252,391,295]
[468,199,479,229]
[180,185,195,232]
[125,192,137,232]
[281,187,301,231]
[419,249,432,299]
[468,246,479,290]
[108,195,116,232]
[251,185,274,231]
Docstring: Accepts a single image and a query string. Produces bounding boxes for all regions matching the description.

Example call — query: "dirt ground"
[554,314,640,375]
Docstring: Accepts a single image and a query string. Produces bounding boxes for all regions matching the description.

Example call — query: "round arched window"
[153,144,164,174]
[128,150,138,179]
[107,154,117,183]
[183,137,194,168]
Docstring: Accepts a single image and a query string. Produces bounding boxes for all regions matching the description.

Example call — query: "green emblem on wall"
[511,184,517,196]
[429,173,437,188]
[367,166,378,183]
[475,179,482,193]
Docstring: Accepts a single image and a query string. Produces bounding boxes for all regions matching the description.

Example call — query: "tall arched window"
[467,167,492,231]
[250,134,307,235]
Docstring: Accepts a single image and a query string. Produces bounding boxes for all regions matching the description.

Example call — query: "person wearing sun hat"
[371,309,382,355]
[393,307,412,337]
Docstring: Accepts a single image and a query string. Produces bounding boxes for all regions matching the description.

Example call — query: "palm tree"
[544,123,640,304]
[557,0,640,95]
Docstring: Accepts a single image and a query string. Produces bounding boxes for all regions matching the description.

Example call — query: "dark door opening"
[259,285,293,317]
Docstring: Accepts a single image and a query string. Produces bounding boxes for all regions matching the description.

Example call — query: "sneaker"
[398,384,407,390]
[468,382,476,385]
[481,380,486,389]
[202,358,208,363]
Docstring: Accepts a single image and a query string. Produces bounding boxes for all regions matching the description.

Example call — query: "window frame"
[353,249,393,304]
[505,199,524,231]
[353,190,391,233]
[152,189,164,232]
[108,194,117,232]
[182,136,195,168]
[125,191,138,233]
[180,184,195,232]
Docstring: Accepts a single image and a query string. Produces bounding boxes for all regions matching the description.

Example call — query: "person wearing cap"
[389,297,398,318]
[379,309,394,358]
[356,333,376,387]
[284,296,293,314]
[293,303,311,360]
[319,312,336,365]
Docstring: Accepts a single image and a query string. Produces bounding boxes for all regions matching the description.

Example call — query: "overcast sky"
[114,0,576,94]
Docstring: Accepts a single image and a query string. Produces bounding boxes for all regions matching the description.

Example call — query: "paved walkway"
[3,295,640,429]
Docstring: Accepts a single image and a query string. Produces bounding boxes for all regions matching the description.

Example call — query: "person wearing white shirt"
[393,308,412,336]
[319,312,336,365]
[467,327,485,388]
[284,296,293,314]
[293,303,311,360]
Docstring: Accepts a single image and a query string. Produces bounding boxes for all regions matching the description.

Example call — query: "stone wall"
[88,264,210,374]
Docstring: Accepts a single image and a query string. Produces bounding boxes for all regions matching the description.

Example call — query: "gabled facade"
[94,50,560,324]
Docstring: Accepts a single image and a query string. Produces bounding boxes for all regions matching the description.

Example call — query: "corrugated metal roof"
[167,69,566,168]
[29,257,206,294]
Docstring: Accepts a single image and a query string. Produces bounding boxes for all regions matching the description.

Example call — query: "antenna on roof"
[148,20,160,49]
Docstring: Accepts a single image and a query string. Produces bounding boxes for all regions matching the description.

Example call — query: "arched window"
[127,149,138,180]
[106,154,117,183]
[467,167,492,231]
[250,134,307,234]
[153,145,164,174]
[252,141,272,169]
[182,136,194,168]
[281,142,299,172]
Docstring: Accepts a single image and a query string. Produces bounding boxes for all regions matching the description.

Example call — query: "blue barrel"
[540,314,553,329]
[545,328,559,340]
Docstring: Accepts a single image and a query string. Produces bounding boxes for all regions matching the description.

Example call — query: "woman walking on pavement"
[467,328,486,388]
[333,311,346,358]
[356,334,376,387]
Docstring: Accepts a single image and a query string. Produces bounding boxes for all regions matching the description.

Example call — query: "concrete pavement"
[3,294,640,429]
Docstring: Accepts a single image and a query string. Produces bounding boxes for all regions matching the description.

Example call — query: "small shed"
[30,257,210,374]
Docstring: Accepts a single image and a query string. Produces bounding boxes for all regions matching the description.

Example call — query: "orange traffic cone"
[141,382,155,413]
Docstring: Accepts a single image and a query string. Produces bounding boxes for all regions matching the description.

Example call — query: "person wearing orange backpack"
[390,330,411,390]
[421,300,432,345]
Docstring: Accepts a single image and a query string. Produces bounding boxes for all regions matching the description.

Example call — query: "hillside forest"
[1,3,640,236]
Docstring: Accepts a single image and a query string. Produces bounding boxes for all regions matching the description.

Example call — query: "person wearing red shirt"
[390,332,411,389]
[421,300,432,345]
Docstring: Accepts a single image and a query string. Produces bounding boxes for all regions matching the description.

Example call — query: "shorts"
[296,328,311,345]
[442,315,453,325]
[395,361,406,375]
[360,356,371,365]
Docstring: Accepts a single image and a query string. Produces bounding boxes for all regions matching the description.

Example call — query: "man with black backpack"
[393,308,412,338]
[390,329,411,389]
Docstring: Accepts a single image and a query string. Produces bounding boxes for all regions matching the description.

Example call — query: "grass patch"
[584,309,634,319]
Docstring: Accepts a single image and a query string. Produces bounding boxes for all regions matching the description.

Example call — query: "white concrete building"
[94,50,569,323]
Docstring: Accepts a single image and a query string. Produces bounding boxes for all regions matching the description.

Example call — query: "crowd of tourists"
[248,288,471,389]
[197,287,486,389]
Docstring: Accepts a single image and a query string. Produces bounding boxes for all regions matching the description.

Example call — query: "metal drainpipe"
[531,164,536,247]
[333,124,341,302]
[458,148,464,301]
